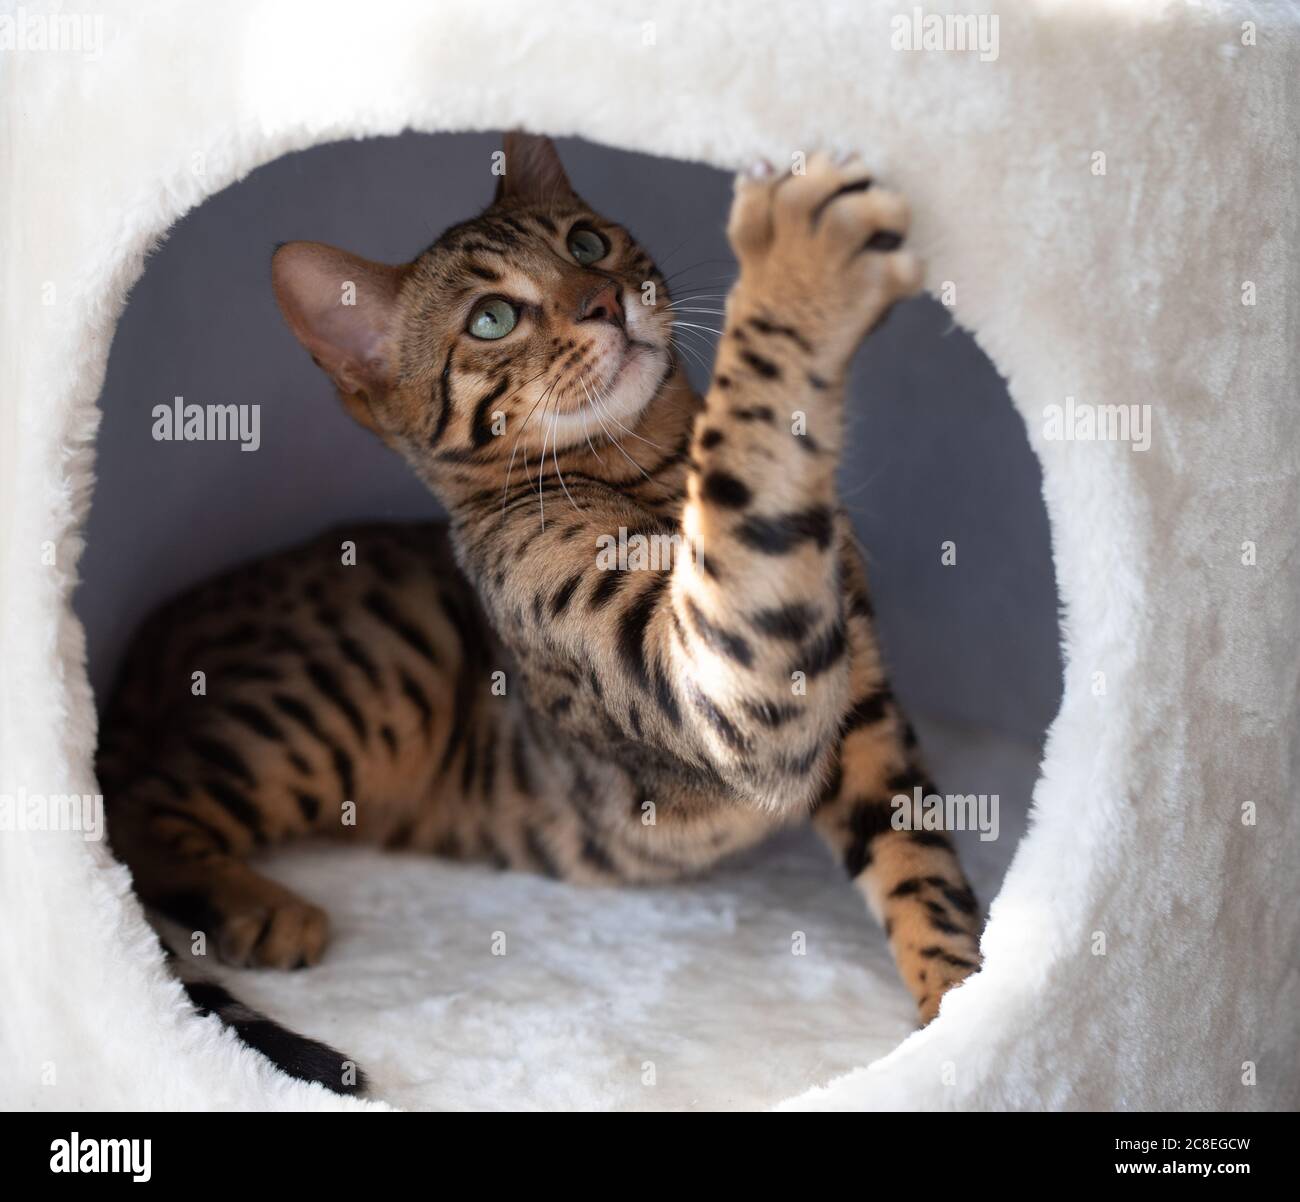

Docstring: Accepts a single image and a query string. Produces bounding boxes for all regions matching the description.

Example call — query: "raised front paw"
[727,152,921,364]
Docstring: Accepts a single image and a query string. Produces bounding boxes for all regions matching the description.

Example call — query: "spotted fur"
[101,136,983,1092]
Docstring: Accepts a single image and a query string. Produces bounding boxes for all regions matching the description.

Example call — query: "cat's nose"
[578,281,624,328]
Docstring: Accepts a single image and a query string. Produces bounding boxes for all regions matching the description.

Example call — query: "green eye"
[567,227,607,265]
[468,298,518,340]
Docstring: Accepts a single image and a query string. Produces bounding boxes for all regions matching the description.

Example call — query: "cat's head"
[272,134,676,481]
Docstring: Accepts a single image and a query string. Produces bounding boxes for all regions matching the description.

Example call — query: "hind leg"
[108,764,332,969]
[99,524,478,968]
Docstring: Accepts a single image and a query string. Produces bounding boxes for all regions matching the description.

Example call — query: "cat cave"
[2,0,1297,1112]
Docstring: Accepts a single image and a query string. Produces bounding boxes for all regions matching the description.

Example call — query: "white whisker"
[551,404,582,514]
[583,379,657,486]
[503,373,560,515]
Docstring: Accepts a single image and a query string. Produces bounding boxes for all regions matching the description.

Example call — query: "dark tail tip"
[232,1016,369,1096]
[183,979,367,1097]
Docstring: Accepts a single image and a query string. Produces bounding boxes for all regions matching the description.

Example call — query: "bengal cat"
[99,134,983,1095]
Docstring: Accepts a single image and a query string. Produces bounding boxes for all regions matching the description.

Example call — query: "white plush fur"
[1,0,1296,1111]
[145,716,1030,1110]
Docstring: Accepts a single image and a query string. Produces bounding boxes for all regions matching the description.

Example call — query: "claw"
[890,251,924,295]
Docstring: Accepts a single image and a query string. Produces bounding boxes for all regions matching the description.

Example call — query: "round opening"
[78,131,1061,1109]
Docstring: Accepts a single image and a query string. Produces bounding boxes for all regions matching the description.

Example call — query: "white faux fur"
[151,715,1030,1111]
[1,0,1296,1112]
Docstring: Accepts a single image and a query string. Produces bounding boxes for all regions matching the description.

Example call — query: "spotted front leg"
[812,544,983,1024]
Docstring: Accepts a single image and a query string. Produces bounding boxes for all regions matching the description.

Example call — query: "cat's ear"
[271,241,408,433]
[495,132,576,205]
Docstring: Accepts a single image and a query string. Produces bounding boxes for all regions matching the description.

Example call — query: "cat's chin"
[547,340,670,451]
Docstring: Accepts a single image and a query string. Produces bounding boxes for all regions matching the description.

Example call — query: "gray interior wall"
[75,131,1061,743]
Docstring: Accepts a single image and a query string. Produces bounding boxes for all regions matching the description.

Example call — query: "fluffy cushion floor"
[166,713,1035,1110]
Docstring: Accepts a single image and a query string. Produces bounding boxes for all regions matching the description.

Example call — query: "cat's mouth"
[546,326,670,451]
[599,339,655,393]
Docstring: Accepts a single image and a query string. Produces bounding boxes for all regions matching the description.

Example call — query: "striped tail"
[168,948,367,1096]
